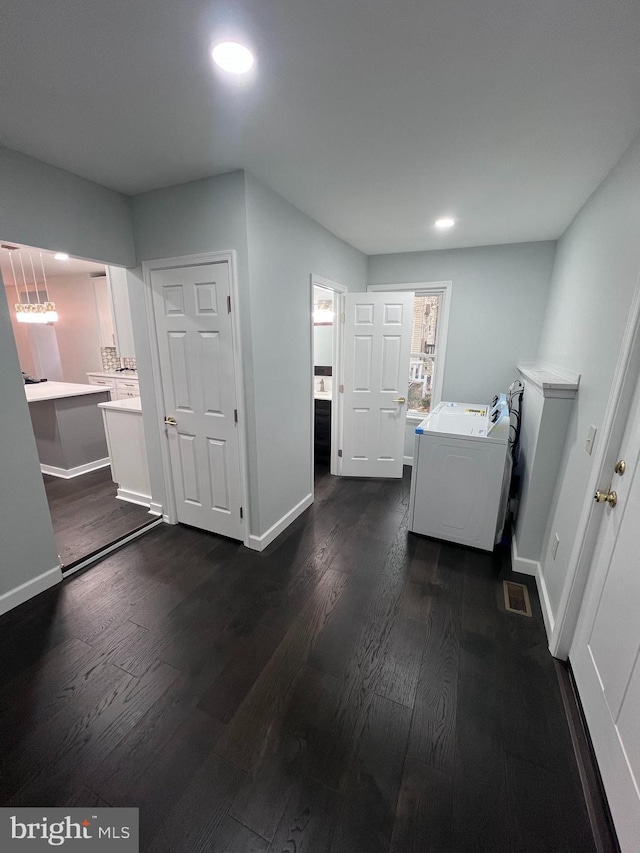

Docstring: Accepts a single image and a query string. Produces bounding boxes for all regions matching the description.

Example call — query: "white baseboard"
[403,455,414,467]
[41,457,110,479]
[510,533,539,576]
[510,535,555,640]
[247,492,314,552]
[535,562,555,640]
[116,488,152,508]
[0,565,62,616]
[148,501,163,517]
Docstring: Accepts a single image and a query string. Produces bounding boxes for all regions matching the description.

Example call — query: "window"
[408,293,441,415]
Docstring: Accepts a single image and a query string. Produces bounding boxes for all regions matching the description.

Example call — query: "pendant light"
[5,246,58,323]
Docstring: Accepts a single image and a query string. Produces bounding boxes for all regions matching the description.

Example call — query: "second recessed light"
[434,217,456,230]
[212,42,255,74]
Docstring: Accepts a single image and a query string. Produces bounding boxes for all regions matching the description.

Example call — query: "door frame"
[550,272,640,659]
[142,250,251,548]
[310,274,347,481]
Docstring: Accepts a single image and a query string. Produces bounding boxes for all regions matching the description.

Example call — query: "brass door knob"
[614,460,626,476]
[164,416,178,426]
[594,490,617,508]
[392,397,407,404]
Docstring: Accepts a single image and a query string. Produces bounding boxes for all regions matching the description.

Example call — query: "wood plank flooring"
[0,465,597,852]
[43,467,153,566]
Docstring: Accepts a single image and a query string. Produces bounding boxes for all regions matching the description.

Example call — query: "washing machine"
[408,395,511,551]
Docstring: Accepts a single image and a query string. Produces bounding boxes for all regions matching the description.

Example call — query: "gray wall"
[0,145,134,608]
[0,146,134,266]
[0,278,60,601]
[130,170,256,526]
[368,242,557,402]
[535,132,640,620]
[245,173,367,534]
[131,170,367,538]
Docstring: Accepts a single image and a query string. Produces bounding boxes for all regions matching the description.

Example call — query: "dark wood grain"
[390,757,452,853]
[330,693,411,853]
[269,777,341,853]
[0,468,597,853]
[44,468,152,566]
[376,615,427,708]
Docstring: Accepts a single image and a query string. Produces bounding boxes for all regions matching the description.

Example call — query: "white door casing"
[150,260,245,541]
[570,371,640,852]
[341,292,413,477]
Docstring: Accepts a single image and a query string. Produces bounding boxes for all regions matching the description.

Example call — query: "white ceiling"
[1,0,640,254]
[0,242,104,290]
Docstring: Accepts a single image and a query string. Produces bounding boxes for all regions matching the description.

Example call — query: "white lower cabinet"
[87,373,140,400]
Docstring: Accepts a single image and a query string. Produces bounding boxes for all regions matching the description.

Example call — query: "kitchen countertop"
[314,391,332,401]
[25,381,111,403]
[87,371,139,378]
[98,397,142,413]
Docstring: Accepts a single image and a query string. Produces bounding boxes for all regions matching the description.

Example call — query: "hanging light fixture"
[5,245,58,323]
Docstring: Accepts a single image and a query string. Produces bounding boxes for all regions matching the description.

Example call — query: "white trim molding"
[116,488,152,508]
[40,458,110,479]
[510,532,540,577]
[511,533,555,641]
[536,563,555,640]
[247,492,313,552]
[0,565,62,616]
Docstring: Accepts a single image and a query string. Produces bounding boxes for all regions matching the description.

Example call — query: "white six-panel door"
[570,372,640,851]
[341,292,413,477]
[151,260,244,541]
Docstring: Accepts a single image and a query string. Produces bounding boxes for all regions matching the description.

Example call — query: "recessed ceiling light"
[54,252,69,261]
[211,42,254,74]
[434,218,456,230]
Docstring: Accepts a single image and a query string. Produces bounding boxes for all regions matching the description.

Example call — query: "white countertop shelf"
[98,397,142,413]
[314,391,332,401]
[25,382,112,403]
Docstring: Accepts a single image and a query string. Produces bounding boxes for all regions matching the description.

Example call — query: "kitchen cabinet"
[93,275,116,348]
[87,372,140,400]
[106,266,136,359]
[314,399,332,461]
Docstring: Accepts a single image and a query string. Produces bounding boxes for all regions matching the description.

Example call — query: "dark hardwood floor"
[0,465,597,852]
[44,467,153,567]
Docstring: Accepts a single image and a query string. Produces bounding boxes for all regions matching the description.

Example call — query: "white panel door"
[151,261,244,541]
[341,292,413,477]
[570,373,640,852]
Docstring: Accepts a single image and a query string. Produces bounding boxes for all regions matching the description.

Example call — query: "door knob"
[614,459,626,476]
[392,397,407,404]
[594,490,617,508]
[164,416,178,426]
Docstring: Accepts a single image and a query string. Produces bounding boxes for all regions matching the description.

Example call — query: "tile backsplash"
[100,346,137,372]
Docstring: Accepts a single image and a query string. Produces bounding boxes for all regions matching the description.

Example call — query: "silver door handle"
[164,416,178,426]
[392,397,406,404]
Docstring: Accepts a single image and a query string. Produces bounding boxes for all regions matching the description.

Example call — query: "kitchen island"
[25,382,111,478]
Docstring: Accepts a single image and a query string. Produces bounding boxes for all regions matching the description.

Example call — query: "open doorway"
[311,275,346,482]
[0,241,159,572]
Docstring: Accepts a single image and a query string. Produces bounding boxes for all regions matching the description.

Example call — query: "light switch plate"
[585,425,597,455]
[551,533,560,560]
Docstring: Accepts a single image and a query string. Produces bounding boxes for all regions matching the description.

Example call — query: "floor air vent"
[503,580,532,617]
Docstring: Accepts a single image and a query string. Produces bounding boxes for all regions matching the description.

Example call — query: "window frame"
[367,281,452,422]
